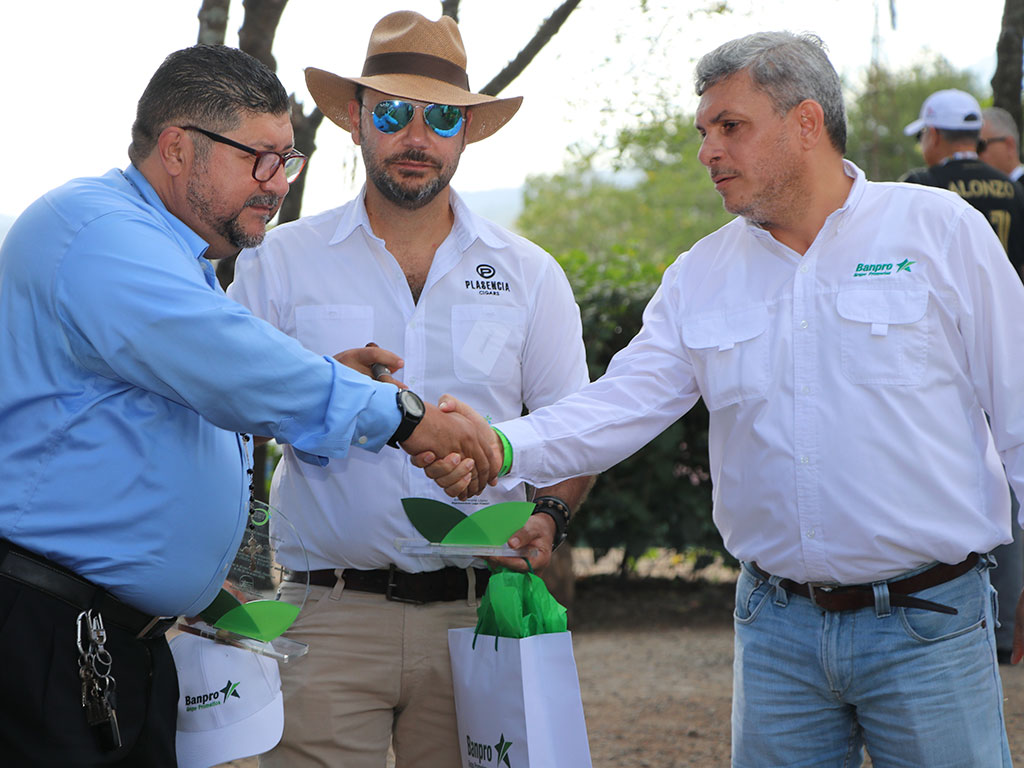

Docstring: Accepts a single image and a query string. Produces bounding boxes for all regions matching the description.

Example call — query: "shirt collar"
[122,164,210,261]
[942,151,979,164]
[743,159,865,241]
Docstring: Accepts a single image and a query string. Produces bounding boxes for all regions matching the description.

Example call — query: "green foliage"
[518,107,730,573]
[518,111,731,269]
[846,57,982,181]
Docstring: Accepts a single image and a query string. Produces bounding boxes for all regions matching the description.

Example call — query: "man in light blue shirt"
[0,44,492,767]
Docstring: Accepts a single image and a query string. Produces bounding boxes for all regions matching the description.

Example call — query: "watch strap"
[387,390,424,448]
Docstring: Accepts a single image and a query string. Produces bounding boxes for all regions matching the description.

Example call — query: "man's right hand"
[407,396,503,499]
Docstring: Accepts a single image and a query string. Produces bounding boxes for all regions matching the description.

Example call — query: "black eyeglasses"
[362,100,465,138]
[180,126,308,183]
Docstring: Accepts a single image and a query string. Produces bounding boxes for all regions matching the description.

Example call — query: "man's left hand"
[486,510,557,573]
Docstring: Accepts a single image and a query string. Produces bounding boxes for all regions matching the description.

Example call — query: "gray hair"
[983,106,1019,140]
[695,31,846,153]
[129,45,290,164]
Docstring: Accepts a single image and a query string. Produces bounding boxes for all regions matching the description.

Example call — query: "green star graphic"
[494,733,513,767]
[220,680,241,701]
[896,258,915,273]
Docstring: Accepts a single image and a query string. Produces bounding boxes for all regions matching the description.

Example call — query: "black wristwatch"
[532,495,571,550]
[387,389,425,448]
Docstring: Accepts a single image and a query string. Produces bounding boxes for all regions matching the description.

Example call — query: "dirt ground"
[219,549,1024,767]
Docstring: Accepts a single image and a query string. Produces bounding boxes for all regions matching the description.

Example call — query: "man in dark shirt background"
[900,89,1024,276]
[902,88,1024,664]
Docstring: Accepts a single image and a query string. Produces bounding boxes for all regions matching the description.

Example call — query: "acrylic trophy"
[395,498,537,558]
[177,500,310,662]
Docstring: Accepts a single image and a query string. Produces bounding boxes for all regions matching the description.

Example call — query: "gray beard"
[186,176,276,250]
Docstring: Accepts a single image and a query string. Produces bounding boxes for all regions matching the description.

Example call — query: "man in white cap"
[227,10,593,767]
[900,89,1024,276]
[902,91,1024,665]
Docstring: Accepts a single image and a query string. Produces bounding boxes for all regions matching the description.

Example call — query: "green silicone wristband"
[492,427,513,477]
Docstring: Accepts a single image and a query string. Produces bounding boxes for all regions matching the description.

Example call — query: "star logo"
[896,258,915,273]
[494,733,513,767]
[219,680,241,701]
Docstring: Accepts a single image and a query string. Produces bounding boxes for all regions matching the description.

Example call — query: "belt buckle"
[385,565,425,605]
[806,582,834,610]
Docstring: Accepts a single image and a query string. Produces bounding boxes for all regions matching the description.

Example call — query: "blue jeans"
[732,557,1011,768]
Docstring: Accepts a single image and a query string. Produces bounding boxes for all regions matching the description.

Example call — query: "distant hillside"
[459,187,523,231]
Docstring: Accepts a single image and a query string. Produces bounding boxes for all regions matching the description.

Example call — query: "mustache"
[244,193,282,210]
[387,149,440,167]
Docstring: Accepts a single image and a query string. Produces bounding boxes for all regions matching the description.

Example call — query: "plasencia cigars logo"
[466,263,510,296]
[183,679,242,711]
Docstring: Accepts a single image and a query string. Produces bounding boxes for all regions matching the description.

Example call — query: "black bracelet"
[532,495,570,550]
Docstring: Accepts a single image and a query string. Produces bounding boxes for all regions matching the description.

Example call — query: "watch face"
[400,389,426,418]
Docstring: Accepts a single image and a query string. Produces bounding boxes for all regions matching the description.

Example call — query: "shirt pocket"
[836,288,929,386]
[451,305,526,385]
[294,305,374,357]
[680,305,770,411]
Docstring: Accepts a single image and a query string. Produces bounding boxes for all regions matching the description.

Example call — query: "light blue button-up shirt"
[0,166,400,617]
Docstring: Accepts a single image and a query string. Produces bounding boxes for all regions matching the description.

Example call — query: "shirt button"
[799,320,809,329]
[806,529,815,538]
[357,435,368,445]
[801,385,810,394]
[799,264,809,273]
[800,456,809,464]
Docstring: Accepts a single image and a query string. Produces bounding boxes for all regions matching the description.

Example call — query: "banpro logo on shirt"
[853,259,915,277]
[465,263,511,295]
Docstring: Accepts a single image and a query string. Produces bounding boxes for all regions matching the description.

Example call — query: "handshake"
[339,345,503,499]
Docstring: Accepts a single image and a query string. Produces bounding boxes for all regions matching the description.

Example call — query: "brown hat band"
[362,51,470,91]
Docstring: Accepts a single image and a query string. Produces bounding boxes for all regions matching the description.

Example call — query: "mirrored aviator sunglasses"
[369,100,465,138]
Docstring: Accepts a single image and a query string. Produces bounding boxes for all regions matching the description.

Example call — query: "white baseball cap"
[169,632,284,768]
[904,89,983,135]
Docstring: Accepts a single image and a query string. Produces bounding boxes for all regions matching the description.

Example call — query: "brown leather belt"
[0,539,178,640]
[751,553,980,615]
[284,564,490,604]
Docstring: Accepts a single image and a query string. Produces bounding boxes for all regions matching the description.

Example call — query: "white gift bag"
[448,627,592,768]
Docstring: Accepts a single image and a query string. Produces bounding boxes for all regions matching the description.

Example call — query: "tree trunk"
[238,0,288,70]
[481,0,583,96]
[992,0,1024,158]
[279,97,324,225]
[197,0,230,45]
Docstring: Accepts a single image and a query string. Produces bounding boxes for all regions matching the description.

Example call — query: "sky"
[0,0,1007,221]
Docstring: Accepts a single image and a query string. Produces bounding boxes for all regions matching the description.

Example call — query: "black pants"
[0,576,178,767]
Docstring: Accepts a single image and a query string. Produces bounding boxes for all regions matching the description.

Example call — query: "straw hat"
[305,10,522,143]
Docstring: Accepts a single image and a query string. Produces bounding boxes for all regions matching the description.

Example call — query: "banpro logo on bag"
[465,732,514,768]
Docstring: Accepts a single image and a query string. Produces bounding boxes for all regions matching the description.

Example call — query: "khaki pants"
[260,576,480,768]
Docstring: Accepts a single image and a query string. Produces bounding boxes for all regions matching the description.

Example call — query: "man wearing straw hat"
[228,11,593,767]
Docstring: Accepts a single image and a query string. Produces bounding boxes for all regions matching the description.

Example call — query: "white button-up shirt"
[229,188,588,571]
[498,161,1024,584]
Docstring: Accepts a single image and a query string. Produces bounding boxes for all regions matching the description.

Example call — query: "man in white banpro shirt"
[427,31,1024,768]
[227,11,592,768]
